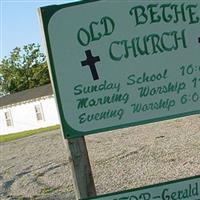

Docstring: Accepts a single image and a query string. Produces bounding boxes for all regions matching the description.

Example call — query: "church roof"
[0,84,53,107]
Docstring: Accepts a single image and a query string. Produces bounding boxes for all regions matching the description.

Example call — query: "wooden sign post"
[38,0,200,199]
[66,137,96,199]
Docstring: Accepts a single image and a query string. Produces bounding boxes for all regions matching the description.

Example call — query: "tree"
[0,43,50,94]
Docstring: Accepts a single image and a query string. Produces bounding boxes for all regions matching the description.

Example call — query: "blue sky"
[0,0,77,61]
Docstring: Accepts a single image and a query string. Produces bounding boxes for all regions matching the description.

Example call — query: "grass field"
[0,125,60,143]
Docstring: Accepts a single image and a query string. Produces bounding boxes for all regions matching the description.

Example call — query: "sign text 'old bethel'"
[40,0,200,138]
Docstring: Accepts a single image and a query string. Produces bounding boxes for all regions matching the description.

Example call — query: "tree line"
[0,43,50,95]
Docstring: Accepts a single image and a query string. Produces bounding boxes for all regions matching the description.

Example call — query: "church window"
[5,111,14,127]
[35,104,44,121]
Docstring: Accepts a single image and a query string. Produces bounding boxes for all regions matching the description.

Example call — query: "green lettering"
[171,4,186,23]
[74,84,82,95]
[77,28,90,46]
[186,4,200,24]
[109,41,123,61]
[90,21,102,41]
[101,16,115,36]
[160,4,173,23]
[129,6,148,26]
[147,4,161,24]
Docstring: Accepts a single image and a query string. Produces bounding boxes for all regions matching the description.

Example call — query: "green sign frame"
[84,175,200,200]
[39,0,200,138]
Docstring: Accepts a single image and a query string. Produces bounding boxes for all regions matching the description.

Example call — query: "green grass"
[0,125,60,143]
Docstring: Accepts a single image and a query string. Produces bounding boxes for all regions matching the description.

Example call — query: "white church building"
[0,84,60,135]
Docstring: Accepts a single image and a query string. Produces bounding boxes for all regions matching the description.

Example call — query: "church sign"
[39,0,200,138]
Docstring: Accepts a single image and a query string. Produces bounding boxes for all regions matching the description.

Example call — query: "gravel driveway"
[0,115,200,199]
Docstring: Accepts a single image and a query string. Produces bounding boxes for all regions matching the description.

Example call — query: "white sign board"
[39,0,200,138]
